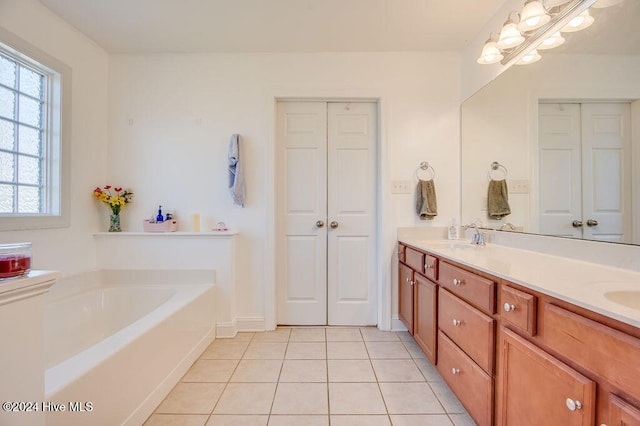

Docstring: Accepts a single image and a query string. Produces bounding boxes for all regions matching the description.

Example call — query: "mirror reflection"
[461,0,640,245]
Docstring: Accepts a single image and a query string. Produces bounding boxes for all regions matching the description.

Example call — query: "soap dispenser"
[448,217,459,240]
[156,205,164,223]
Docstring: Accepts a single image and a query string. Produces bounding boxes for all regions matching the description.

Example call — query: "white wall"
[0,0,109,275]
[108,52,461,326]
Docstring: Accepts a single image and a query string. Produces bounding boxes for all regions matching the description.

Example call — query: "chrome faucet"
[464,223,486,246]
[500,222,516,231]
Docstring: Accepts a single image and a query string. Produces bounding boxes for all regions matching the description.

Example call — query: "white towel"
[228,134,246,207]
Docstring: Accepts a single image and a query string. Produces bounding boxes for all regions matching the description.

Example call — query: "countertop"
[399,238,640,329]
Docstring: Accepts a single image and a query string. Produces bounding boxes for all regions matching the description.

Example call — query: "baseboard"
[216,320,238,338]
[391,317,408,332]
[237,316,266,332]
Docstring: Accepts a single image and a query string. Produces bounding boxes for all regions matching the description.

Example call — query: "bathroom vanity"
[397,237,640,426]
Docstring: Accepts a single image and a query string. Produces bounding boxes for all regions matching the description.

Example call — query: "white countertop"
[399,238,640,329]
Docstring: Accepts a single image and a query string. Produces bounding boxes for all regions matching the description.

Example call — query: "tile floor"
[144,327,476,426]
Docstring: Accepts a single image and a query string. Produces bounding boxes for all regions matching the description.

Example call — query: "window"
[0,28,70,230]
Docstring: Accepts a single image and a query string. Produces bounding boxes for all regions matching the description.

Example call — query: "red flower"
[114,187,122,192]
[94,187,103,193]
[104,185,112,189]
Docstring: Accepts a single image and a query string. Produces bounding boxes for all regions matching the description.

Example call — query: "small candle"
[191,213,200,232]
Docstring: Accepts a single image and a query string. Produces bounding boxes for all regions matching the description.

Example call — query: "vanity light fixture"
[536,31,566,49]
[518,0,551,31]
[477,33,504,64]
[516,49,542,64]
[560,9,595,31]
[497,13,526,50]
[477,0,598,66]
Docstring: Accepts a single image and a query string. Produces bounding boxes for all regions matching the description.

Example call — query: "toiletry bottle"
[156,205,164,223]
[448,217,459,240]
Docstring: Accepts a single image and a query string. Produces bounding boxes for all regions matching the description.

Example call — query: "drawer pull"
[453,278,463,286]
[565,398,583,412]
[425,263,433,269]
[451,368,460,375]
[503,303,516,312]
[452,319,462,326]
[410,280,415,286]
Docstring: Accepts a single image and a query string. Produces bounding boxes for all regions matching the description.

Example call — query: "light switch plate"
[509,179,530,194]
[391,180,411,194]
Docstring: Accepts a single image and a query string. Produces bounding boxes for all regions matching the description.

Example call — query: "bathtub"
[43,269,216,426]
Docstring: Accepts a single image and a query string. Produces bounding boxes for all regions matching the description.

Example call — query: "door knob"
[586,219,598,227]
[330,221,339,229]
[572,220,583,228]
[316,220,325,228]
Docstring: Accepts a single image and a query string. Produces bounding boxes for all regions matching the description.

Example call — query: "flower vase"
[109,213,122,232]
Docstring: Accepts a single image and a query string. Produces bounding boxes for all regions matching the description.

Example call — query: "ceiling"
[36,0,508,54]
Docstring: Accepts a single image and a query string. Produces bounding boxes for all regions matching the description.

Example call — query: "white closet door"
[538,103,582,238]
[276,101,328,325]
[581,103,631,243]
[276,101,378,326]
[327,102,377,326]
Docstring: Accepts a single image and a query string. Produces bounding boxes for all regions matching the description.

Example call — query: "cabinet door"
[498,327,595,426]
[399,263,414,334]
[413,273,437,364]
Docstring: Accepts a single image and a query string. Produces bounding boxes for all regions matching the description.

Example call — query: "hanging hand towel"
[488,179,511,219]
[228,134,246,207]
[415,179,437,220]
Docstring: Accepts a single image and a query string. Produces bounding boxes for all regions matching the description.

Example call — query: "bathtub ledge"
[94,230,238,237]
[0,270,61,306]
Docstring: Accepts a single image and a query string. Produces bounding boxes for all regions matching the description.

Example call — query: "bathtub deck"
[144,327,475,426]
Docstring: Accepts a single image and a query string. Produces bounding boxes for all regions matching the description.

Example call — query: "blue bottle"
[156,205,164,222]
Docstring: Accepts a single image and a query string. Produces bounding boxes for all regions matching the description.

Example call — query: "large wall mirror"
[461,0,640,245]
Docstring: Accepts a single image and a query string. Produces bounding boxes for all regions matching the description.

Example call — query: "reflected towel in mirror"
[416,179,437,220]
[488,179,510,219]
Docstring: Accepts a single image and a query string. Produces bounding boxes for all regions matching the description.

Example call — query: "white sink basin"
[604,290,640,310]
[425,240,478,250]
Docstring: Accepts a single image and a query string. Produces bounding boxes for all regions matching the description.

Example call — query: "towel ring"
[415,161,435,181]
[488,161,508,180]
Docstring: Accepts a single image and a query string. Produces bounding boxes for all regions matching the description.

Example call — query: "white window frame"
[0,28,70,231]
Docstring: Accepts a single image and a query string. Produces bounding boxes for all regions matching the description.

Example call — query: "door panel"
[327,102,377,325]
[538,103,582,238]
[277,101,327,325]
[581,103,631,243]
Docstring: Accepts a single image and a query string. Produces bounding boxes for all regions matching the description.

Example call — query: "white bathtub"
[43,269,216,426]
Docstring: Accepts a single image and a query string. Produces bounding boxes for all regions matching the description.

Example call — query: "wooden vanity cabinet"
[398,241,640,426]
[398,244,438,363]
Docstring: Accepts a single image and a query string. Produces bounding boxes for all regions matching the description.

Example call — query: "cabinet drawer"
[405,247,425,273]
[543,304,640,403]
[439,261,496,313]
[437,331,493,426]
[398,243,406,264]
[500,284,537,336]
[439,288,495,373]
[424,254,438,281]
